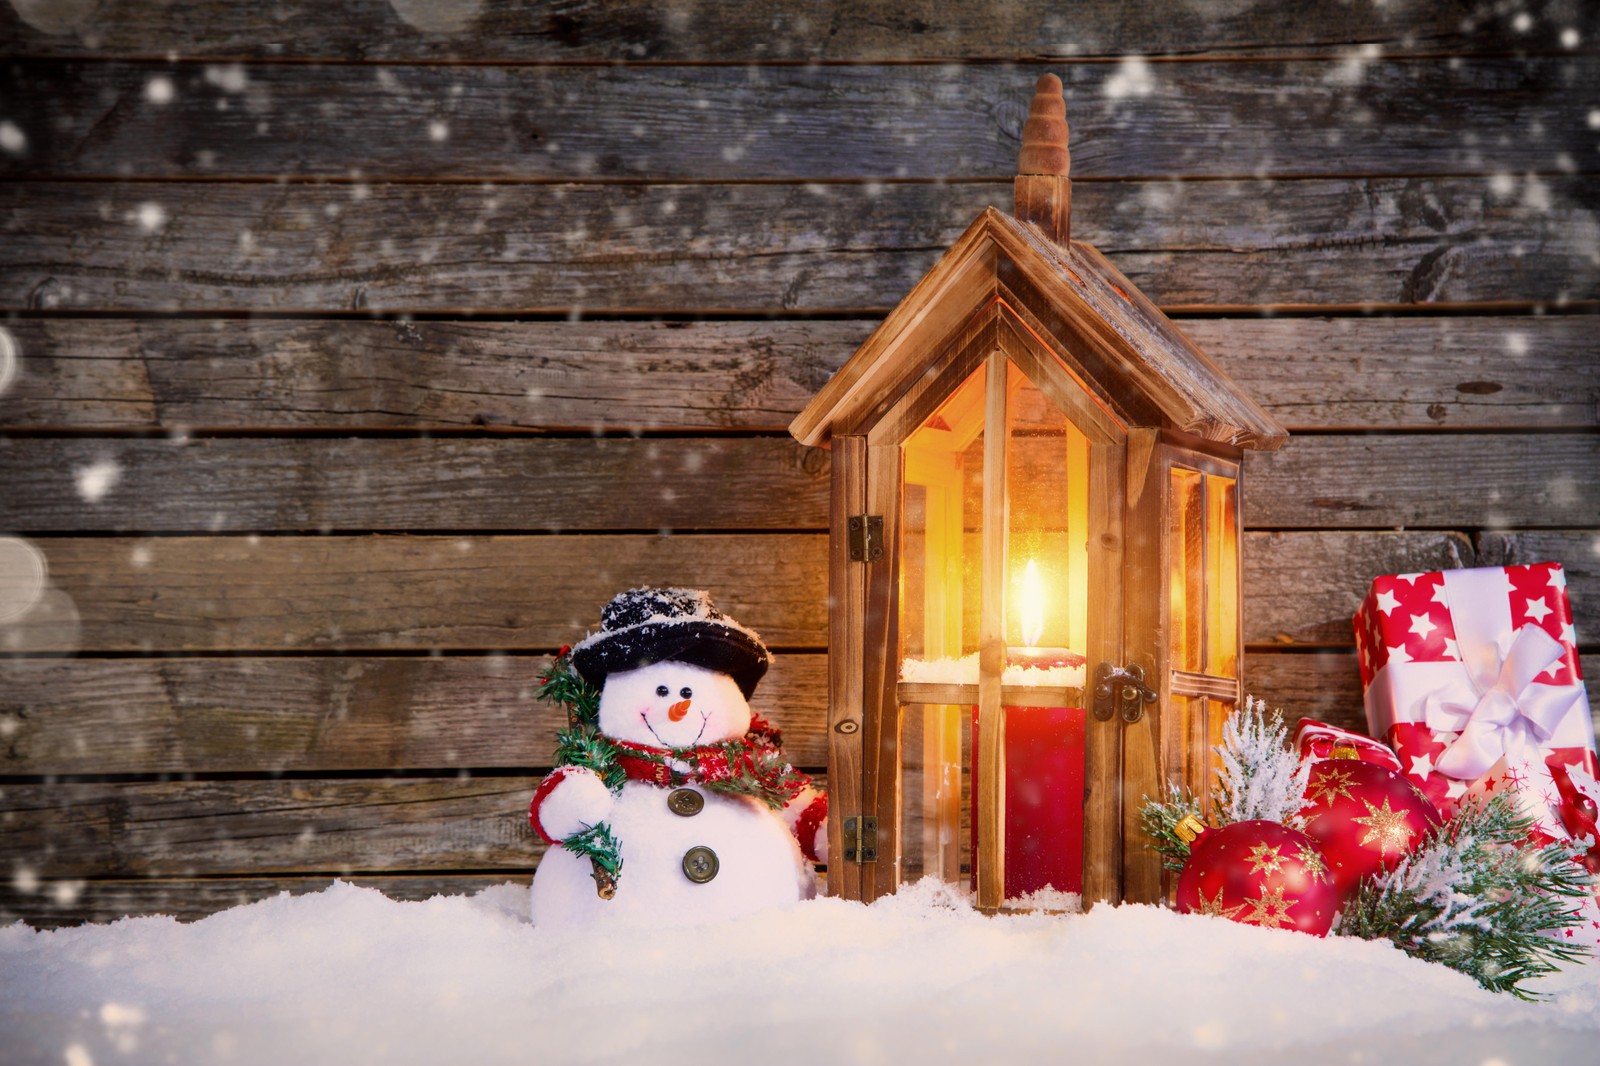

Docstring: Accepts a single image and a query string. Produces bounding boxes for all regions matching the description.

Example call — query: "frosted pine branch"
[1213,697,1310,827]
[1336,791,1593,998]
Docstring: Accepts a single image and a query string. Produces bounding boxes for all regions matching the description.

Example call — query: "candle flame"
[1018,558,1046,647]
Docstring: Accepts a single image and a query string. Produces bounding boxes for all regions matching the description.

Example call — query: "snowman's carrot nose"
[667,698,692,722]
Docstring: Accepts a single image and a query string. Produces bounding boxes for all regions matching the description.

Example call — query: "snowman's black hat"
[569,587,771,698]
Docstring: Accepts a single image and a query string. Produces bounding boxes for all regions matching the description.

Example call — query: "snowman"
[528,587,827,926]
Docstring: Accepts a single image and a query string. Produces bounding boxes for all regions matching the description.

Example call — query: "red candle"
[971,645,1087,900]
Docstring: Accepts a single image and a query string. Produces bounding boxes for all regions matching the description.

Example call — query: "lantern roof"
[790,77,1288,452]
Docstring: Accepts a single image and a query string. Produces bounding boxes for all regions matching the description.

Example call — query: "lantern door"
[859,313,1126,911]
[1160,445,1244,823]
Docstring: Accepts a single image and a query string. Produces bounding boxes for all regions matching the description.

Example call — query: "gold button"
[682,845,719,884]
[668,788,705,817]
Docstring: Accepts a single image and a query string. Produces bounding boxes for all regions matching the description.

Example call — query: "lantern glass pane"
[1168,468,1239,680]
[896,702,970,886]
[1169,692,1207,814]
[896,363,985,891]
[1004,361,1090,662]
[899,362,986,676]
[1206,475,1239,678]
[1169,469,1206,674]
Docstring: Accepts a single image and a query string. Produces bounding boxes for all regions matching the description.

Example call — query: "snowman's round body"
[530,779,814,925]
[529,658,816,926]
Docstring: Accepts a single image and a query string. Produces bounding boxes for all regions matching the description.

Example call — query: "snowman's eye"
[655,685,669,697]
[679,687,693,699]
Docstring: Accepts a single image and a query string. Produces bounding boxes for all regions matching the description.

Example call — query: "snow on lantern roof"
[790,74,1287,453]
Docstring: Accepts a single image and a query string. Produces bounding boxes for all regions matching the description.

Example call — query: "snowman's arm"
[781,784,829,865]
[529,765,615,844]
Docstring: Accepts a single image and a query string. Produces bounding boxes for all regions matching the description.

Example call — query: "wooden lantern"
[789,75,1288,911]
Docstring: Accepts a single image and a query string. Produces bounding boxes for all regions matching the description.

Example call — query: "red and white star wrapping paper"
[1354,562,1600,946]
[1354,562,1595,818]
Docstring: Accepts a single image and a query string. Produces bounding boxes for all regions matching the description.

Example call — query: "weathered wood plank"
[1245,433,1600,529]
[6,57,1593,180]
[1246,650,1600,735]
[1187,316,1600,432]
[0,777,543,877]
[3,644,1588,777]
[0,531,1557,654]
[0,0,1586,60]
[1476,530,1600,589]
[1242,530,1477,646]
[4,177,1592,313]
[3,433,1591,533]
[3,316,1594,433]
[0,874,528,929]
[0,318,858,432]
[0,772,827,879]
[0,534,830,653]
[0,437,831,532]
[0,654,830,774]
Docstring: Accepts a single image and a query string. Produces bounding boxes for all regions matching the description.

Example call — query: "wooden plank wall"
[1,1,1597,925]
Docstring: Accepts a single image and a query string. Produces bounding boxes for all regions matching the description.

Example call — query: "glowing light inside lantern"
[1018,558,1046,647]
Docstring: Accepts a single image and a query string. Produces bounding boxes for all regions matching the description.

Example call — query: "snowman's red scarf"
[609,714,812,810]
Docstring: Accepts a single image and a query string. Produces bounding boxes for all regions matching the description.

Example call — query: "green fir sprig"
[562,821,624,898]
[536,649,624,885]
[1335,790,1592,999]
[552,723,627,792]
[1138,781,1207,871]
[537,650,600,726]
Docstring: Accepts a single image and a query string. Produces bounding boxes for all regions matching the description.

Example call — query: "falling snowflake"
[0,121,26,155]
[0,325,17,395]
[75,459,122,503]
[1102,56,1155,99]
[204,64,249,93]
[132,203,167,234]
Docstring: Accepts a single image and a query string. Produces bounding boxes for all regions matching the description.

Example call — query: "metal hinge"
[1093,661,1158,723]
[842,816,878,863]
[847,515,884,562]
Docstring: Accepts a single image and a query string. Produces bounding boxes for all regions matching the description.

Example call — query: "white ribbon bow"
[1425,622,1579,781]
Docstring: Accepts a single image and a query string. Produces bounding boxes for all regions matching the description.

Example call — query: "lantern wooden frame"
[790,77,1287,911]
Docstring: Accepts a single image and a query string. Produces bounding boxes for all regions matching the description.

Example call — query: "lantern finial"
[1014,73,1071,244]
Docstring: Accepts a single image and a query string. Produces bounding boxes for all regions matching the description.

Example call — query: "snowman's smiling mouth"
[640,709,712,749]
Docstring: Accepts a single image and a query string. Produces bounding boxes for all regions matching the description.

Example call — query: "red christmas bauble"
[1299,758,1440,899]
[1175,820,1339,936]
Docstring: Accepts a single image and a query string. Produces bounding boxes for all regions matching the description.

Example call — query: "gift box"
[1353,563,1598,823]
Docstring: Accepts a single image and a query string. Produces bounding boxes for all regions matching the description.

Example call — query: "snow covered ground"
[3,878,1598,1066]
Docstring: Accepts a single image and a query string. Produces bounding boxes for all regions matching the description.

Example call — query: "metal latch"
[842,815,878,862]
[847,515,884,562]
[1093,661,1158,723]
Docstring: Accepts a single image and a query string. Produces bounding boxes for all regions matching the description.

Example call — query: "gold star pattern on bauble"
[1295,844,1331,885]
[1241,884,1294,929]
[1194,885,1244,921]
[1352,798,1416,856]
[1306,764,1358,806]
[1245,841,1286,876]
